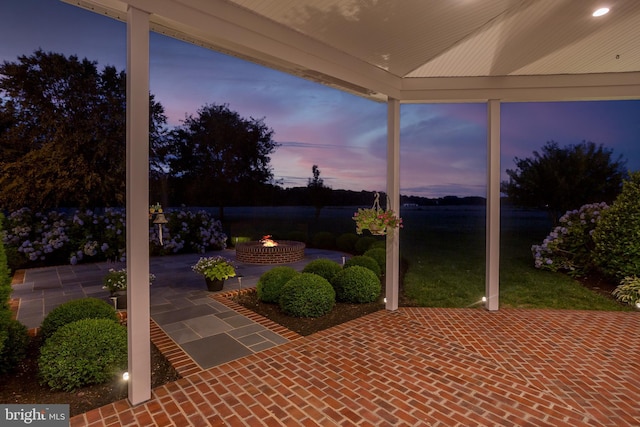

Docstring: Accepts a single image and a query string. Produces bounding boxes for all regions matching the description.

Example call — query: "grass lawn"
[226,206,631,311]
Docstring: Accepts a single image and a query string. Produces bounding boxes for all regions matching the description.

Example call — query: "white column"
[126,6,151,405]
[485,100,501,311]
[385,98,400,311]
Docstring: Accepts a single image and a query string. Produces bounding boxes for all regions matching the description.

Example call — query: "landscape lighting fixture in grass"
[592,7,610,17]
[122,372,129,381]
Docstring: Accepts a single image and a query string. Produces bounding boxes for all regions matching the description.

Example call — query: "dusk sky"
[2,0,640,198]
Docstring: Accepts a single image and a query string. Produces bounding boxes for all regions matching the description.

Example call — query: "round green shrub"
[39,297,118,341]
[311,232,336,249]
[302,259,343,281]
[0,318,29,375]
[331,266,381,303]
[286,231,308,243]
[363,247,386,274]
[354,236,377,254]
[279,273,335,318]
[336,233,359,253]
[370,240,386,250]
[344,255,381,278]
[256,267,300,303]
[38,318,127,391]
[593,171,640,280]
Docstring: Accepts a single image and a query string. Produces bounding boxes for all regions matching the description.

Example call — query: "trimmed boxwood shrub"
[336,233,358,253]
[256,267,300,303]
[279,273,335,318]
[331,265,381,303]
[39,297,118,341]
[0,318,29,375]
[344,255,381,278]
[312,232,336,249]
[302,259,343,281]
[363,248,386,274]
[286,231,308,243]
[354,236,377,254]
[38,318,127,391]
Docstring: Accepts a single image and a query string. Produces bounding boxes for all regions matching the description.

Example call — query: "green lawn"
[223,206,631,311]
[401,227,629,311]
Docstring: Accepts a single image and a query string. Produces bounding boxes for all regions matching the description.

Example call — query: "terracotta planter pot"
[205,278,225,292]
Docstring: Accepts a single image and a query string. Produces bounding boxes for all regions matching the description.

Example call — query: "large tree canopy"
[0,50,166,211]
[168,103,279,215]
[501,140,627,222]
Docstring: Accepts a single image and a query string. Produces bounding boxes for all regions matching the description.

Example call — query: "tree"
[0,50,166,211]
[168,103,278,218]
[307,165,332,220]
[501,141,627,223]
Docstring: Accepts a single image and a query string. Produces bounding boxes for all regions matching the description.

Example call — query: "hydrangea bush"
[1,207,227,269]
[531,202,608,277]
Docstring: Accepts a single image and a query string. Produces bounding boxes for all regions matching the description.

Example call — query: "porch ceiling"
[64,0,640,102]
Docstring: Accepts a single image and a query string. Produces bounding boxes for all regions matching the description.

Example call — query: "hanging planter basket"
[352,192,402,236]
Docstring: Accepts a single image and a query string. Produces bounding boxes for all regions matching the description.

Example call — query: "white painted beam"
[485,100,501,311]
[385,98,400,311]
[126,5,151,405]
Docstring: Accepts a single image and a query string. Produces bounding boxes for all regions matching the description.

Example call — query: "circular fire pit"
[235,240,306,264]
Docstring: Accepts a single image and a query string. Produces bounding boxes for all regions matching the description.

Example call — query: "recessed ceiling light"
[593,7,610,17]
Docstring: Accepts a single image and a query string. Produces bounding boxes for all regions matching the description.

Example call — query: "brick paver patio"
[70,296,640,426]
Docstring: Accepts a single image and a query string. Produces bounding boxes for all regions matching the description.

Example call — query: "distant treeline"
[175,183,486,208]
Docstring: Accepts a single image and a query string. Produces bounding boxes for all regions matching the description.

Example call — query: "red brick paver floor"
[71,306,640,426]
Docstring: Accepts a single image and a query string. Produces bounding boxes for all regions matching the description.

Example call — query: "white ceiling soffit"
[64,0,640,103]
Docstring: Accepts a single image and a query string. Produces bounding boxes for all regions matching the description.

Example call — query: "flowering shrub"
[612,276,640,307]
[1,207,227,270]
[531,202,608,276]
[352,208,402,235]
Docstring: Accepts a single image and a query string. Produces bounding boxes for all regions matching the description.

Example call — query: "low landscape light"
[122,372,130,381]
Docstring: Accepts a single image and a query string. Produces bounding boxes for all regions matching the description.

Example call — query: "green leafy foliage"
[0,50,166,211]
[336,233,358,253]
[363,247,386,275]
[302,259,343,281]
[330,265,381,303]
[531,203,607,276]
[39,298,118,341]
[256,267,299,303]
[279,273,335,318]
[0,319,29,375]
[38,318,127,391]
[191,256,236,281]
[612,276,640,307]
[344,255,381,278]
[593,171,640,280]
[354,236,377,254]
[311,231,335,249]
[501,141,626,223]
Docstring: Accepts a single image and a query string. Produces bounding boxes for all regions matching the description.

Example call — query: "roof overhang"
[63,0,640,103]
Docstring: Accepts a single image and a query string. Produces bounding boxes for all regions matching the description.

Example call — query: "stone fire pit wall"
[235,240,306,264]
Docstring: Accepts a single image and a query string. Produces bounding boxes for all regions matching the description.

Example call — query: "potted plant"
[102,268,156,309]
[353,193,402,235]
[192,256,236,291]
